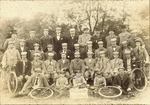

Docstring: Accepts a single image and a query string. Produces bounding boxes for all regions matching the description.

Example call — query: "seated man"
[15,52,32,83]
[84,51,96,81]
[57,52,70,79]
[113,67,131,95]
[108,51,123,76]
[94,72,106,93]
[43,52,57,84]
[19,68,49,95]
[73,71,87,87]
[70,52,85,76]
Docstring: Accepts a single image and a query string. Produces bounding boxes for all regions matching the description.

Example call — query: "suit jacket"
[78,34,91,46]
[113,73,130,90]
[84,58,96,70]
[40,35,53,52]
[118,32,131,45]
[95,57,110,73]
[21,74,49,91]
[90,35,103,50]
[44,51,57,61]
[109,58,123,73]
[107,45,122,59]
[105,35,118,48]
[70,59,85,74]
[25,38,40,50]
[15,60,32,77]
[52,35,67,54]
[67,35,78,51]
[17,46,30,60]
[43,59,57,73]
[57,59,70,71]
[123,58,133,71]
[58,49,73,60]
[95,48,107,58]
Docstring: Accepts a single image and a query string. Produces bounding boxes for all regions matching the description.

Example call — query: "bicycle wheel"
[98,86,122,98]
[29,87,54,99]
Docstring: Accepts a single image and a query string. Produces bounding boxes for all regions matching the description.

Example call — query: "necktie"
[138,47,140,55]
[23,61,25,74]
[34,77,39,85]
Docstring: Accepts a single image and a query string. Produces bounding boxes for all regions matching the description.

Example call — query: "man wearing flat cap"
[43,52,57,84]
[52,27,67,54]
[78,27,91,59]
[26,31,40,51]
[58,43,72,61]
[132,39,149,69]
[108,51,123,76]
[67,28,78,52]
[40,28,53,52]
[107,38,122,60]
[15,52,32,83]
[70,52,85,76]
[105,30,118,48]
[95,41,107,59]
[44,44,57,61]
[91,28,104,52]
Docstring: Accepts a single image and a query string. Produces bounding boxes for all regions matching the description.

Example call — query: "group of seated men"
[1,26,150,96]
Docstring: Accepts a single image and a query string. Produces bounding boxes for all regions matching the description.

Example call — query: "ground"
[0,84,150,104]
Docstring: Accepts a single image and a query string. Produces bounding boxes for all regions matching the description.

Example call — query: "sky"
[0,0,149,20]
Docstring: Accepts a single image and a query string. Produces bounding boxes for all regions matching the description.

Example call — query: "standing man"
[107,38,122,60]
[95,41,107,59]
[26,31,40,51]
[3,33,20,50]
[15,52,32,83]
[91,29,103,52]
[118,25,131,46]
[67,28,78,52]
[40,28,53,52]
[78,28,91,59]
[53,27,67,54]
[105,30,118,48]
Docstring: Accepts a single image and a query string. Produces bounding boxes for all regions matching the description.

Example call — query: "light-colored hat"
[87,41,92,45]
[113,51,119,55]
[99,51,105,54]
[8,41,15,45]
[74,44,79,47]
[135,38,141,43]
[21,52,27,55]
[34,43,39,47]
[35,68,42,72]
[122,41,127,45]
[74,52,80,55]
[29,31,35,34]
[48,53,54,56]
[62,43,67,46]
[44,29,49,31]
[124,50,131,54]
[98,41,103,45]
[70,28,75,31]
[61,52,66,56]
[47,44,53,48]
[87,51,93,55]
[56,27,61,30]
[110,38,117,42]
[20,39,25,42]
[34,53,40,56]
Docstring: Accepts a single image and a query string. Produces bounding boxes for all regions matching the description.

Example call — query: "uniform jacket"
[84,58,96,70]
[52,35,67,54]
[70,59,85,74]
[107,45,122,59]
[57,59,70,71]
[78,34,91,46]
[109,58,123,73]
[90,35,103,50]
[95,48,107,58]
[105,35,118,48]
[58,49,73,60]
[25,38,40,50]
[3,38,20,50]
[1,48,21,68]
[67,35,78,51]
[40,35,53,52]
[15,60,32,77]
[118,32,131,45]
[21,74,49,91]
[43,59,57,73]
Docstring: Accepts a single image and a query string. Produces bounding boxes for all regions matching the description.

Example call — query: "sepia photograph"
[0,0,149,104]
